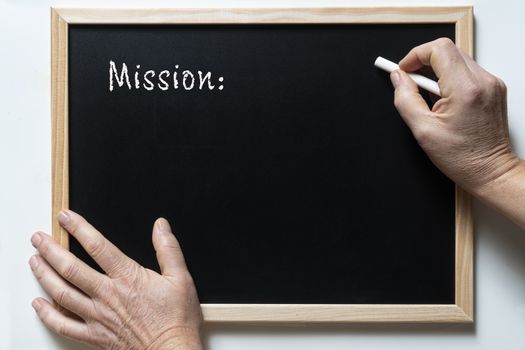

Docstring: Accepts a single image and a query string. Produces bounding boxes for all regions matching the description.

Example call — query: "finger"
[32,297,91,343]
[391,70,433,136]
[57,210,135,278]
[457,48,479,73]
[398,38,471,94]
[152,218,188,277]
[31,231,106,297]
[399,38,463,75]
[29,254,92,318]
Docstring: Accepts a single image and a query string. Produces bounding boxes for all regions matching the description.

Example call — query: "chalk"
[374,56,441,97]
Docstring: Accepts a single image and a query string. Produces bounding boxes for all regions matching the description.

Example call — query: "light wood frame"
[52,7,474,324]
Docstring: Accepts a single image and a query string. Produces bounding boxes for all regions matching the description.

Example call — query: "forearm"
[473,156,525,229]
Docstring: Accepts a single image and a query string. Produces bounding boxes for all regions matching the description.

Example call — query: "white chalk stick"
[374,56,441,97]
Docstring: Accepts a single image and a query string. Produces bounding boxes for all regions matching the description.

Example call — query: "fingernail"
[57,210,69,225]
[156,219,166,233]
[390,70,400,87]
[156,218,171,234]
[32,299,42,312]
[31,233,42,248]
[29,255,39,270]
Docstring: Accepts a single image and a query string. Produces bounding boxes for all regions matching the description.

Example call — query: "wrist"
[148,327,203,350]
[472,153,525,201]
[470,154,525,229]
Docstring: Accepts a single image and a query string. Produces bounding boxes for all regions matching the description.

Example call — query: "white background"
[1,0,524,349]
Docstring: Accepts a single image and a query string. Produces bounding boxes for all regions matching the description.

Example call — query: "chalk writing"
[109,61,224,92]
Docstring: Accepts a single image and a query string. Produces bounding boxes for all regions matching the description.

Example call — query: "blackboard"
[52,8,474,323]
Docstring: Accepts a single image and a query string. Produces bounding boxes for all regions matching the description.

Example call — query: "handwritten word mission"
[109,61,225,92]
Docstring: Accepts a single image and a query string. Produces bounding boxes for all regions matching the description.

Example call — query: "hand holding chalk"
[374,56,441,96]
[380,38,525,228]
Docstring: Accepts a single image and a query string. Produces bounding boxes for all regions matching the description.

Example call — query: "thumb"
[152,218,187,276]
[390,70,433,137]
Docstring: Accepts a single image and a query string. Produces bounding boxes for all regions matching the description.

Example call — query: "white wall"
[1,0,524,349]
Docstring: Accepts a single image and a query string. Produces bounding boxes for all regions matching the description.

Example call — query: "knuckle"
[38,239,51,255]
[85,238,107,259]
[56,321,69,337]
[393,94,403,110]
[118,264,140,284]
[435,37,455,49]
[412,123,433,144]
[178,271,195,288]
[487,75,507,94]
[55,289,69,306]
[91,276,111,296]
[163,240,182,253]
[63,214,81,233]
[462,81,483,103]
[432,38,459,66]
[65,215,91,238]
[106,255,135,280]
[393,90,417,115]
[393,89,409,110]
[61,260,80,280]
[32,263,44,280]
[486,75,499,89]
[89,324,117,349]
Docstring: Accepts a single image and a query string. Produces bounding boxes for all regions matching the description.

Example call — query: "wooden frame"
[52,7,473,323]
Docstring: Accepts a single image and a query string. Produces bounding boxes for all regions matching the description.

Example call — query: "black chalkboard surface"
[67,23,456,306]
